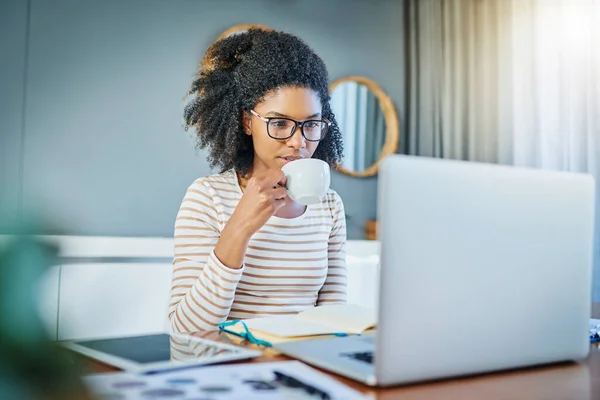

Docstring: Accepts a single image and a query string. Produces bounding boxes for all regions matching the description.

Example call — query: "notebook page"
[244,315,342,337]
[297,304,377,334]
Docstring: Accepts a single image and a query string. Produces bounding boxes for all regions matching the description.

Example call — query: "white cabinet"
[346,241,381,310]
[347,262,380,310]
[58,263,172,340]
[36,265,61,340]
[32,236,380,341]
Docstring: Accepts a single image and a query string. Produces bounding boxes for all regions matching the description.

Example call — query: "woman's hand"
[214,169,287,269]
[231,169,288,236]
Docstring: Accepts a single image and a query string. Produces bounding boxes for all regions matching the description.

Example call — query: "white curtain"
[406,0,600,299]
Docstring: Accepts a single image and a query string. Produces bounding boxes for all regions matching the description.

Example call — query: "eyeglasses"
[250,110,330,142]
[218,320,272,347]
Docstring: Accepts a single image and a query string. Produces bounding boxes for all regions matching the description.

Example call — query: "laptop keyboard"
[341,351,374,364]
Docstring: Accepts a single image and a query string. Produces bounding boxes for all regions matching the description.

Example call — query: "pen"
[273,370,332,400]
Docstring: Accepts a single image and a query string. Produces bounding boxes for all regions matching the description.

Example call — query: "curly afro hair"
[183,28,343,175]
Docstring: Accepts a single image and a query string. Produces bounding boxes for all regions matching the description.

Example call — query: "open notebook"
[220,304,377,345]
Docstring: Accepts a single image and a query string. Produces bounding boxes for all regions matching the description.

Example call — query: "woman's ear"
[242,111,252,136]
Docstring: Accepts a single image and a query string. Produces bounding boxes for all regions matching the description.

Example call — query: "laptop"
[274,154,595,387]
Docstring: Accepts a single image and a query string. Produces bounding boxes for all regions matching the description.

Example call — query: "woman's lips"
[278,156,302,165]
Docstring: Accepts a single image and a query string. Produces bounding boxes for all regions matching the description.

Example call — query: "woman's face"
[245,86,322,173]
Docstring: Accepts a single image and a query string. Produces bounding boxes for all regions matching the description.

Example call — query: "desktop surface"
[80,304,600,400]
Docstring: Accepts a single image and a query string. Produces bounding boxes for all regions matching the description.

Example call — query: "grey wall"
[0,0,28,231]
[1,0,404,240]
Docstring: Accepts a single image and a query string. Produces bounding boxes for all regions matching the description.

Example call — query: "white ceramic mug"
[281,158,331,205]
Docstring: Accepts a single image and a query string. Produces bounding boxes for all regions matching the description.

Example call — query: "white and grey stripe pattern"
[169,169,347,332]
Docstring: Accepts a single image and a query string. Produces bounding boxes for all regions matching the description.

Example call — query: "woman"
[169,28,347,333]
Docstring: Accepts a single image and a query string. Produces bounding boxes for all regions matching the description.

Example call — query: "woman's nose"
[286,127,306,149]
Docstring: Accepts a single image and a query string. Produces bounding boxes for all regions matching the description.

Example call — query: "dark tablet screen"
[73,334,171,364]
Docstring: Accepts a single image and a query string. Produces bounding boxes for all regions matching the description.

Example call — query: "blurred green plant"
[0,228,92,400]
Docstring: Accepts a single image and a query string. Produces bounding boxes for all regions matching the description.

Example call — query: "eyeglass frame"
[249,109,331,142]
[218,319,272,347]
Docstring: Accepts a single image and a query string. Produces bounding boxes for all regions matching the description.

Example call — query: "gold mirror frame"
[216,23,273,41]
[330,76,399,178]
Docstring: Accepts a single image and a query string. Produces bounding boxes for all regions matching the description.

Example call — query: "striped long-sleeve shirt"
[168,169,347,333]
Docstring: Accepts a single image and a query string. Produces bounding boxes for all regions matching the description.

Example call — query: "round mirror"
[330,76,399,178]
[216,23,272,41]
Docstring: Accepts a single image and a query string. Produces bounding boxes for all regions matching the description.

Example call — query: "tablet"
[61,332,262,373]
